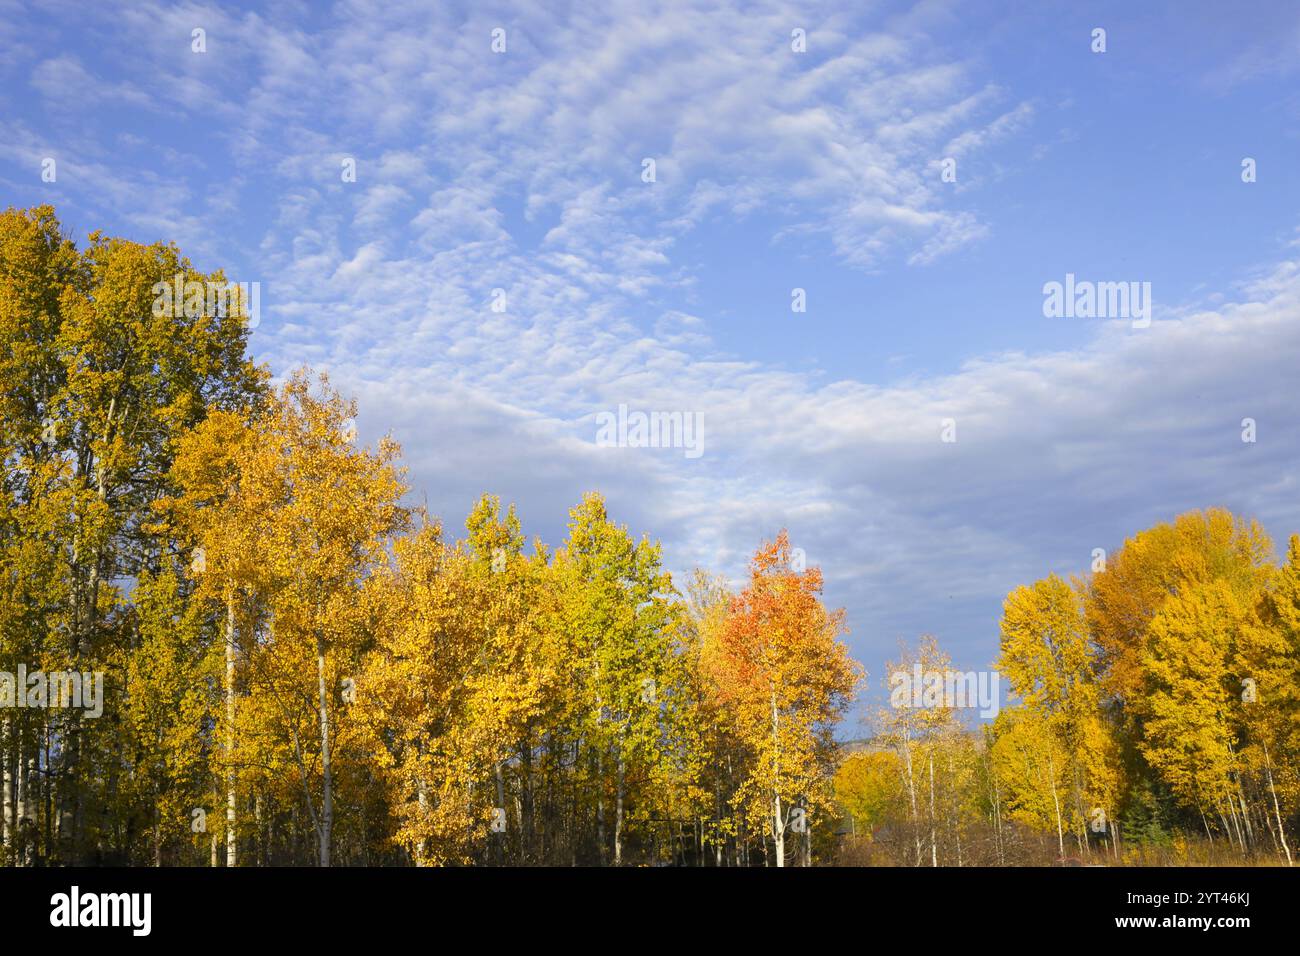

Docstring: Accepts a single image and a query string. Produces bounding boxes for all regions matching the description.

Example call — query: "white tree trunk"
[614,750,625,866]
[771,689,784,868]
[901,726,921,865]
[1047,754,1064,858]
[15,733,26,865]
[225,598,237,867]
[1264,746,1291,866]
[316,637,332,867]
[2,720,11,855]
[928,751,937,867]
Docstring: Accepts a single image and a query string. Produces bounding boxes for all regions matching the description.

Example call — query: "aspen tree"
[707,532,859,866]
[999,574,1120,853]
[876,636,958,865]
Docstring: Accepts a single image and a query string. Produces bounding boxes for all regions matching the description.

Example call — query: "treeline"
[0,206,859,866]
[8,205,1296,869]
[838,509,1300,866]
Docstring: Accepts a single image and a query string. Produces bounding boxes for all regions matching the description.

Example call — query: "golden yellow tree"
[175,371,407,866]
[355,498,554,865]
[998,574,1121,855]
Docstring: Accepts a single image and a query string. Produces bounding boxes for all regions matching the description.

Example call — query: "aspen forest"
[842,513,1300,867]
[2,204,1298,869]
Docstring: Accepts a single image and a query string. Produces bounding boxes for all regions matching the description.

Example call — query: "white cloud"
[11,0,1296,688]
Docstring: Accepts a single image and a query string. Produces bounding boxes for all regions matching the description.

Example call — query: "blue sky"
[3,0,1299,725]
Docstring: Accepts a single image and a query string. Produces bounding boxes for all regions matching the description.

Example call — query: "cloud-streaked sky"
[4,0,1299,720]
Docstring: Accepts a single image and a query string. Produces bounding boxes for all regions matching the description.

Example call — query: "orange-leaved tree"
[704,531,859,866]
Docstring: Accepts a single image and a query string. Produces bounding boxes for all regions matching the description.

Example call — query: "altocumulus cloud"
[3,0,1298,718]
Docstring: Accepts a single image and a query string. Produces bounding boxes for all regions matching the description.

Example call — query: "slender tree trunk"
[1263,745,1292,865]
[771,689,784,868]
[945,750,963,866]
[210,781,220,866]
[614,749,625,866]
[714,786,724,867]
[414,774,429,866]
[1226,754,1254,852]
[802,799,812,867]
[1258,749,1289,868]
[595,746,606,864]
[15,730,27,865]
[1071,765,1086,855]
[315,636,332,867]
[520,734,534,862]
[927,750,937,867]
[1047,754,1064,859]
[152,805,162,867]
[569,743,579,867]
[2,718,11,858]
[1225,794,1245,852]
[43,726,52,859]
[225,597,237,867]
[1238,791,1254,850]
[494,760,506,865]
[255,791,265,866]
[989,763,1005,866]
[901,726,921,865]
[1217,802,1236,851]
